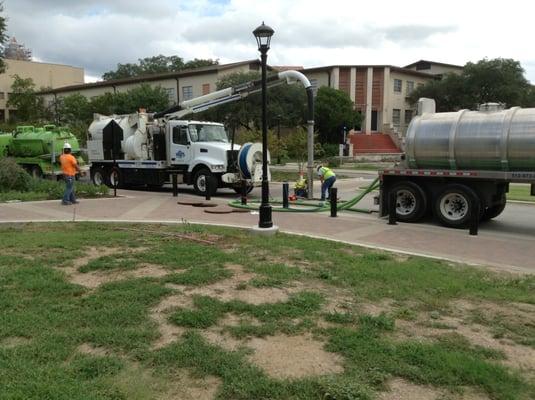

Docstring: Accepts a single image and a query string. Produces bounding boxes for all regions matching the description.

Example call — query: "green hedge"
[0,159,109,202]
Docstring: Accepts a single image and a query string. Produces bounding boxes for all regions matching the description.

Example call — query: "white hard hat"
[63,142,72,149]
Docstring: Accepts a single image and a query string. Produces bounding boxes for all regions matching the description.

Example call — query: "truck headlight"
[212,164,225,171]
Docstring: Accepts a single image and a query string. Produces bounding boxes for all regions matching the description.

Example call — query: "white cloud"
[3,0,535,82]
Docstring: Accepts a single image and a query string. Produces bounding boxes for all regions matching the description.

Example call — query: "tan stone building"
[40,60,266,114]
[0,59,84,121]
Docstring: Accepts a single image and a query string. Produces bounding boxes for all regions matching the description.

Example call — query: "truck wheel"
[91,167,107,186]
[30,166,43,179]
[390,181,427,222]
[481,195,506,221]
[434,184,479,228]
[108,167,123,189]
[193,168,217,196]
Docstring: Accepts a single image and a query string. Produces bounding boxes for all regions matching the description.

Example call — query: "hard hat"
[63,142,72,149]
[316,164,323,171]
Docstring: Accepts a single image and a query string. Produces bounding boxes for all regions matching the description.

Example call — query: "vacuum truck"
[0,125,85,178]
[87,69,314,196]
[379,98,535,228]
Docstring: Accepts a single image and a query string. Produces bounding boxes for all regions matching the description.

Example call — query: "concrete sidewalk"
[1,188,534,274]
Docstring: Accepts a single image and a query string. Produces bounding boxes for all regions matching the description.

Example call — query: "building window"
[0,92,4,100]
[182,86,193,101]
[404,109,413,125]
[393,79,402,93]
[202,83,210,95]
[406,81,414,95]
[164,88,176,103]
[392,109,401,126]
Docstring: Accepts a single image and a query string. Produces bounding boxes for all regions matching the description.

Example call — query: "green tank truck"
[0,124,85,178]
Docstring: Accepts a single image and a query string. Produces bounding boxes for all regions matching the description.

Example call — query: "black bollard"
[469,198,480,236]
[330,187,337,217]
[241,180,247,205]
[172,173,178,197]
[282,182,289,209]
[388,189,397,225]
[205,177,211,201]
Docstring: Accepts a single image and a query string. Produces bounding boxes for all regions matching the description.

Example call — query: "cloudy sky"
[4,0,535,83]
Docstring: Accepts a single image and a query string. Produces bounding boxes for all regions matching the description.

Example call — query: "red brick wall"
[339,68,350,96]
[372,68,384,109]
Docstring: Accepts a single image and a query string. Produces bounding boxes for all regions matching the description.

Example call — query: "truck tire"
[482,195,506,221]
[108,167,123,189]
[30,166,43,179]
[193,168,217,196]
[91,167,107,186]
[390,181,427,222]
[434,184,479,228]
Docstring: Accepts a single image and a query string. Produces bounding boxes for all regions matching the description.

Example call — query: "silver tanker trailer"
[379,98,535,228]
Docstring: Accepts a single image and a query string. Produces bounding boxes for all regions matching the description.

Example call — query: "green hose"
[228,177,380,213]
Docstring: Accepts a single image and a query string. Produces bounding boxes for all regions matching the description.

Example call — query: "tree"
[102,55,218,80]
[116,84,170,113]
[0,3,8,73]
[315,87,361,143]
[7,75,48,121]
[56,93,92,124]
[197,71,307,131]
[408,58,534,111]
[56,84,170,123]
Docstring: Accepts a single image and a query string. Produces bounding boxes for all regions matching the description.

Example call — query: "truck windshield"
[188,124,228,143]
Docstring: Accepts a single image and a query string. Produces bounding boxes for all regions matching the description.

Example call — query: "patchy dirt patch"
[201,329,244,352]
[150,294,189,349]
[378,378,442,400]
[160,371,221,400]
[56,246,164,289]
[77,343,112,357]
[71,246,124,269]
[247,334,343,379]
[0,336,31,348]
[65,264,169,289]
[359,299,395,316]
[182,263,301,305]
[395,311,535,374]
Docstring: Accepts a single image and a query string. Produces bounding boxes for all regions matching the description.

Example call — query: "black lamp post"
[253,22,274,229]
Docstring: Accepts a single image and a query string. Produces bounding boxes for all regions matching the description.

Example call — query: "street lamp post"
[253,22,274,229]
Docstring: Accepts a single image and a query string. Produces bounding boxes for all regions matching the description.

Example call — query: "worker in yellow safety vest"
[316,165,336,201]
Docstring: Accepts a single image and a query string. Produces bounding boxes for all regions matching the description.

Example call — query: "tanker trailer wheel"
[434,184,480,228]
[30,166,43,179]
[193,168,218,196]
[389,181,427,222]
[91,167,107,186]
[481,194,506,221]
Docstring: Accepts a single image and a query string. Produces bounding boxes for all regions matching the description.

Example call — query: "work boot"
[61,201,72,206]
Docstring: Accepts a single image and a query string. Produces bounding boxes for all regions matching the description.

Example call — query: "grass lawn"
[508,184,535,202]
[0,222,534,400]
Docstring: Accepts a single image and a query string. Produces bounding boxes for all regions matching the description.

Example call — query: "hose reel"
[237,142,270,183]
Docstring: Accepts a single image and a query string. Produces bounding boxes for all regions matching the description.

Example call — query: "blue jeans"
[321,176,336,201]
[62,176,76,204]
